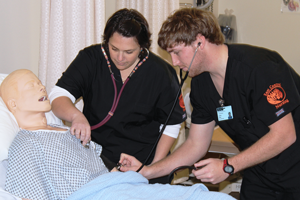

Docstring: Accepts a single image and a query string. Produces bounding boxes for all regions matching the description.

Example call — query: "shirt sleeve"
[190,74,215,124]
[49,85,76,103]
[250,60,300,126]
[155,65,187,125]
[56,47,100,100]
[160,123,181,138]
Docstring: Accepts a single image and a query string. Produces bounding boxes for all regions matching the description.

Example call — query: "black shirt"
[56,44,186,164]
[191,44,300,175]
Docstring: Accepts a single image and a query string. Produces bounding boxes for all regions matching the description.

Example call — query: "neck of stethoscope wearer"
[136,42,200,173]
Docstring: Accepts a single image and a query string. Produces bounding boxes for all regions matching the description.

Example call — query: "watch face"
[224,165,233,173]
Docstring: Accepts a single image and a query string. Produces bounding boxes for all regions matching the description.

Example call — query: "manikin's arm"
[51,96,91,145]
[193,113,296,184]
[120,121,215,179]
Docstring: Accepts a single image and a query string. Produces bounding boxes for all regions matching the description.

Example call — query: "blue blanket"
[67,171,235,200]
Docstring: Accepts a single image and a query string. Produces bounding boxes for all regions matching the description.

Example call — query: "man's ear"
[7,99,17,113]
[196,34,206,49]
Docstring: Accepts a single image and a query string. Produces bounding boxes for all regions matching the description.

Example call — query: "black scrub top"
[190,44,300,175]
[56,44,186,164]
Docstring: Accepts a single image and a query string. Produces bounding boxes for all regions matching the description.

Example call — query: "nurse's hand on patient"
[70,114,91,146]
[119,153,144,173]
[192,158,229,184]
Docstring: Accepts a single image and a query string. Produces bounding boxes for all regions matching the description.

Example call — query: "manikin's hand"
[70,113,91,146]
[119,153,145,173]
[192,158,229,184]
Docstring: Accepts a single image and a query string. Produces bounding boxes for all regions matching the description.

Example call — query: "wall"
[0,0,299,76]
[0,0,115,77]
[180,0,300,72]
[0,0,41,76]
[218,0,300,72]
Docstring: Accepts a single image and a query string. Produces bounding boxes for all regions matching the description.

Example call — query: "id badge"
[216,105,233,121]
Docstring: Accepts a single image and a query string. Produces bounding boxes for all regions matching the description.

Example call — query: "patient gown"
[5,127,235,200]
[5,127,109,200]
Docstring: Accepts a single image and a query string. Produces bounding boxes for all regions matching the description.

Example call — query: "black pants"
[240,165,300,200]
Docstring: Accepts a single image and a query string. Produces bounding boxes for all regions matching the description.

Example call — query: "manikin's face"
[108,32,142,71]
[167,42,203,78]
[15,71,51,113]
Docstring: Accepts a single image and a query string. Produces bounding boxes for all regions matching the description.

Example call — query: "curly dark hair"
[103,8,152,50]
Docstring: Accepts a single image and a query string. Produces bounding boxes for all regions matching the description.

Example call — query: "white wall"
[0,0,115,77]
[0,0,41,76]
[180,0,300,73]
[0,0,299,76]
[218,0,300,72]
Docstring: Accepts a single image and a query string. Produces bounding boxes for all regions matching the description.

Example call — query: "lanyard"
[90,44,149,130]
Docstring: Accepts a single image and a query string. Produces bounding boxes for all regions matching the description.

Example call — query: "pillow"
[0,73,20,162]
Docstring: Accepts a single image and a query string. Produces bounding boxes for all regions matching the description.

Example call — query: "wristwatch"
[223,159,234,175]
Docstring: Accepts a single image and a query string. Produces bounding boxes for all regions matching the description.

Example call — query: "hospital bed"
[0,72,237,200]
[0,73,63,200]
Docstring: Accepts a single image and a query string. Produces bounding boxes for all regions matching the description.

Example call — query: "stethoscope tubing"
[136,42,200,173]
[136,69,189,172]
[90,74,129,130]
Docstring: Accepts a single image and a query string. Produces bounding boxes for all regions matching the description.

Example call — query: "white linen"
[0,160,20,200]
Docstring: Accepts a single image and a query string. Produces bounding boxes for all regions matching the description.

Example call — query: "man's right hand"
[119,153,145,173]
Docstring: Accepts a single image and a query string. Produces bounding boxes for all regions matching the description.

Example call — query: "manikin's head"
[0,69,50,119]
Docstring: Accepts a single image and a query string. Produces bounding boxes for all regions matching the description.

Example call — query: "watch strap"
[223,158,234,175]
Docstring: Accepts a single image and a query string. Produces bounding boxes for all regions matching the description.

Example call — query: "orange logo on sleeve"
[264,83,289,109]
[179,94,186,112]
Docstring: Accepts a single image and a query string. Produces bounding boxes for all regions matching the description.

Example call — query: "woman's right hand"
[70,113,91,146]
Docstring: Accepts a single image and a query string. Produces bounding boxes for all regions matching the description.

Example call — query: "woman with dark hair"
[50,8,186,183]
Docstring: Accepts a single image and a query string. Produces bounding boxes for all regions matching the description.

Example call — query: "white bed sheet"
[0,160,21,200]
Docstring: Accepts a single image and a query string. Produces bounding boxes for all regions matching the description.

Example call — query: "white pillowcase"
[0,74,20,162]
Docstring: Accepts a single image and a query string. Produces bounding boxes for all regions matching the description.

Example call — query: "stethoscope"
[90,44,149,130]
[90,42,201,180]
[136,42,201,174]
